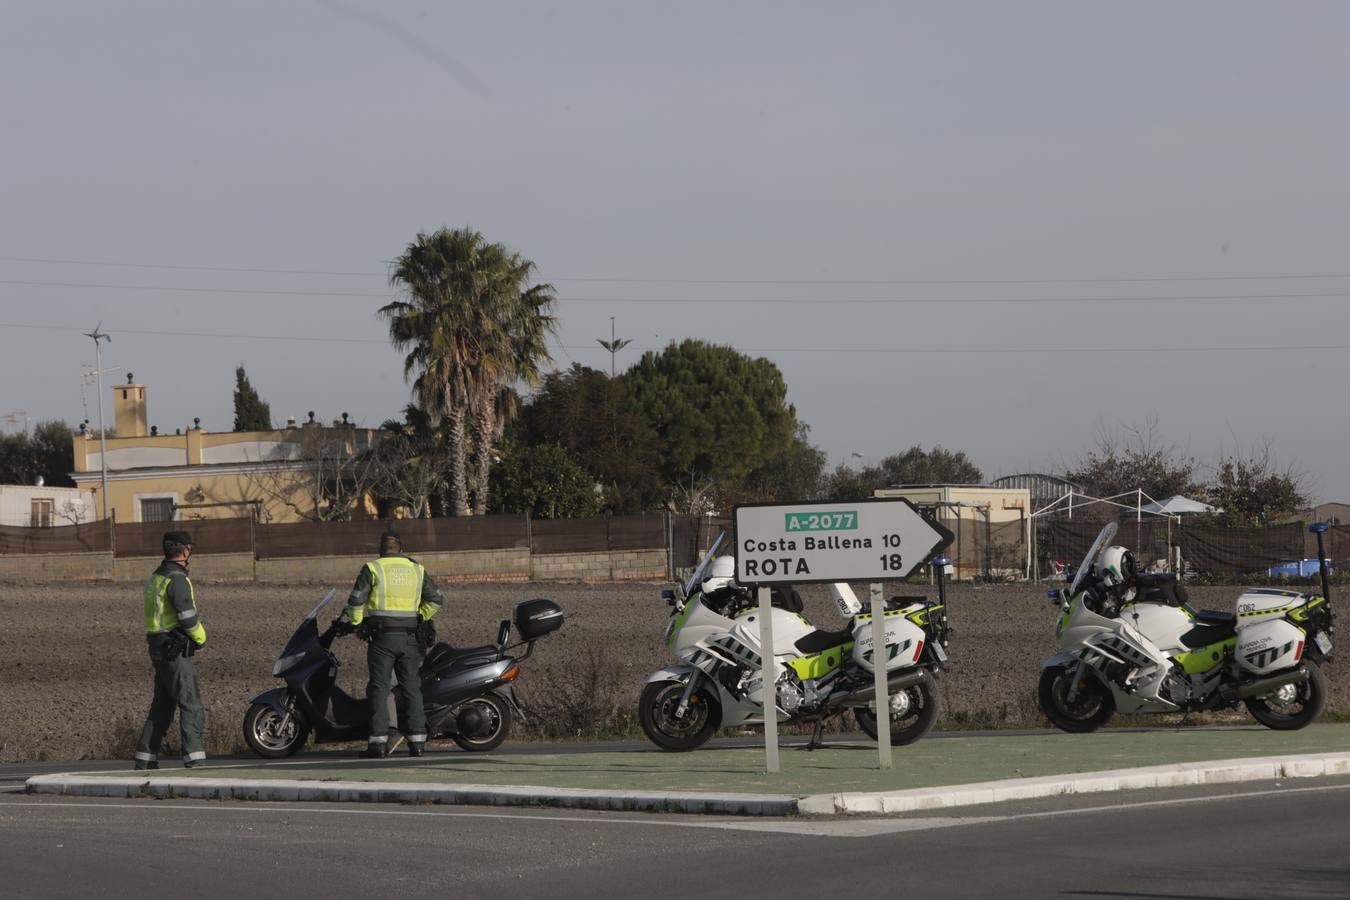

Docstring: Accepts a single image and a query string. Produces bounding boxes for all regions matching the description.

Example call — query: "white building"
[0,483,98,528]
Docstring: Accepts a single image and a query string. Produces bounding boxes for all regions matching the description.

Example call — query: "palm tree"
[468,247,557,514]
[374,404,446,518]
[381,228,556,516]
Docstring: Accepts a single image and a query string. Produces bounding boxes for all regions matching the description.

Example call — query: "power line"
[2,321,1347,355]
[3,278,1350,305]
[7,254,1350,286]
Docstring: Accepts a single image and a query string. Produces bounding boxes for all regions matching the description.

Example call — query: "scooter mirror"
[496,619,511,649]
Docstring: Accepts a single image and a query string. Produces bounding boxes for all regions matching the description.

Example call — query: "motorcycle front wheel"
[855,668,941,746]
[451,693,512,752]
[1245,661,1327,730]
[243,702,309,758]
[1038,664,1115,733]
[639,680,720,752]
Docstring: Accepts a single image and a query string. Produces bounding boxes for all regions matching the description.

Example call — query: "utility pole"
[596,316,632,378]
[83,325,114,527]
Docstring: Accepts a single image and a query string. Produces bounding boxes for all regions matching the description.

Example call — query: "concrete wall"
[530,549,667,581]
[0,547,667,583]
[0,551,113,580]
[112,553,256,582]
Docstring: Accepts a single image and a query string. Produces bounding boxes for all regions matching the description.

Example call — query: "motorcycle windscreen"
[273,589,336,676]
[1069,522,1118,597]
[684,532,727,597]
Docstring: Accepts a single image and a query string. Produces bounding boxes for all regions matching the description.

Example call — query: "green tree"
[515,364,664,513]
[1066,423,1198,500]
[383,227,547,516]
[878,445,983,486]
[821,462,887,502]
[489,441,600,518]
[0,421,76,488]
[371,404,450,518]
[624,339,796,494]
[740,422,828,503]
[1202,446,1308,526]
[232,366,273,431]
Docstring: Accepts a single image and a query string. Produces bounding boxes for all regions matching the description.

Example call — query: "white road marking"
[5,781,1350,836]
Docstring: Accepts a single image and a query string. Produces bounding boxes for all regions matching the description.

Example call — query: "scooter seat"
[423,642,500,673]
[795,626,854,655]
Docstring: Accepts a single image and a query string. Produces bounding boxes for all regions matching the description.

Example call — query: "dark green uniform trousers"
[367,627,427,744]
[135,650,205,765]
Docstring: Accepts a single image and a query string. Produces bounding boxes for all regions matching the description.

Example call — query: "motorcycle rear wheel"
[639,680,720,752]
[855,668,941,746]
[1245,661,1327,730]
[243,702,309,758]
[1039,664,1115,733]
[451,693,512,752]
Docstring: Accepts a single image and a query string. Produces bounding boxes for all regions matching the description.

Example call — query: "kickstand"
[804,719,826,751]
[1174,711,1191,732]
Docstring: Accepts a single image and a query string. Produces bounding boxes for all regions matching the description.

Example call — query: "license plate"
[1314,631,1333,655]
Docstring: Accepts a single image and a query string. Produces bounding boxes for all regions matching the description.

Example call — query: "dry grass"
[0,579,1343,762]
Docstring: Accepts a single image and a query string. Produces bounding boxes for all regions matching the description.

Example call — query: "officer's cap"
[163,530,194,547]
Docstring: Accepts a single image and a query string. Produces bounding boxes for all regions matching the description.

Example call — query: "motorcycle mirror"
[496,619,511,649]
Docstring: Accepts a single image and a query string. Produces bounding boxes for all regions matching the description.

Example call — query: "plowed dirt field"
[1,580,1343,762]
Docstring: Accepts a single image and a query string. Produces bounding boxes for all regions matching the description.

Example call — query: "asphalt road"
[6,777,1350,898]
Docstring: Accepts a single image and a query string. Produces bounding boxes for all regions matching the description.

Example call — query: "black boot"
[408,742,424,758]
[359,743,387,759]
[133,760,159,772]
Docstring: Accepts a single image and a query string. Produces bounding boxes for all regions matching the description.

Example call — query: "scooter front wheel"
[639,680,720,752]
[243,702,309,758]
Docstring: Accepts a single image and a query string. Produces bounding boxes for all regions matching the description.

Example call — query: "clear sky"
[2,1,1347,501]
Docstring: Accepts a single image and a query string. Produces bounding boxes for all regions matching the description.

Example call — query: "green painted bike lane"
[183,725,1350,796]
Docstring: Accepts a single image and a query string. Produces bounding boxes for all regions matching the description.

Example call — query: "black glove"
[356,620,375,642]
[332,618,356,636]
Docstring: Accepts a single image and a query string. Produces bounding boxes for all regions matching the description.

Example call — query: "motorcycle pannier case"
[515,598,564,641]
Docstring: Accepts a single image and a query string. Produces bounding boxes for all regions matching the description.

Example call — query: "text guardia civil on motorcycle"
[1039,521,1335,732]
[638,534,951,751]
[242,590,563,757]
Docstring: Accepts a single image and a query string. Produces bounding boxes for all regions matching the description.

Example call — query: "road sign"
[733,498,954,584]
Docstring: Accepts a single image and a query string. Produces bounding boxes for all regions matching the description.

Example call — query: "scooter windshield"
[273,589,336,676]
[1069,522,1118,597]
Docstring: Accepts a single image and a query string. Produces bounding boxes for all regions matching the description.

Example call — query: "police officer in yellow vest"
[135,530,207,770]
[342,532,444,758]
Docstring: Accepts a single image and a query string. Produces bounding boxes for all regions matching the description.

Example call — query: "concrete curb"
[22,774,797,817]
[797,751,1350,814]
[25,751,1350,817]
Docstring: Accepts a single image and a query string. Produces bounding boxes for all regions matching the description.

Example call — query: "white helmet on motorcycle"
[702,555,737,593]
[1099,545,1138,590]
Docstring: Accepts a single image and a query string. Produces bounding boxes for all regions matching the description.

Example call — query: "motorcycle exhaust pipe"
[1221,667,1309,701]
[840,669,927,707]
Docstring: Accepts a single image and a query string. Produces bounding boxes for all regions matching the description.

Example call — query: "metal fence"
[4,512,1345,581]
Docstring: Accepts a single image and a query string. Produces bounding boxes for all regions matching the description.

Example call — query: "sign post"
[733,499,953,772]
[869,582,892,769]
[756,586,780,773]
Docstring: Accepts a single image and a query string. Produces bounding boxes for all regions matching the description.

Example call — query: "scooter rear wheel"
[451,693,512,752]
[243,702,309,758]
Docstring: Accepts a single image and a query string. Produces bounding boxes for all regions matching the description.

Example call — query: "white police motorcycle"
[638,534,950,751]
[1040,521,1335,732]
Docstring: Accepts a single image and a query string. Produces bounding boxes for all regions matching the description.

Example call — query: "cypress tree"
[233,366,273,432]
